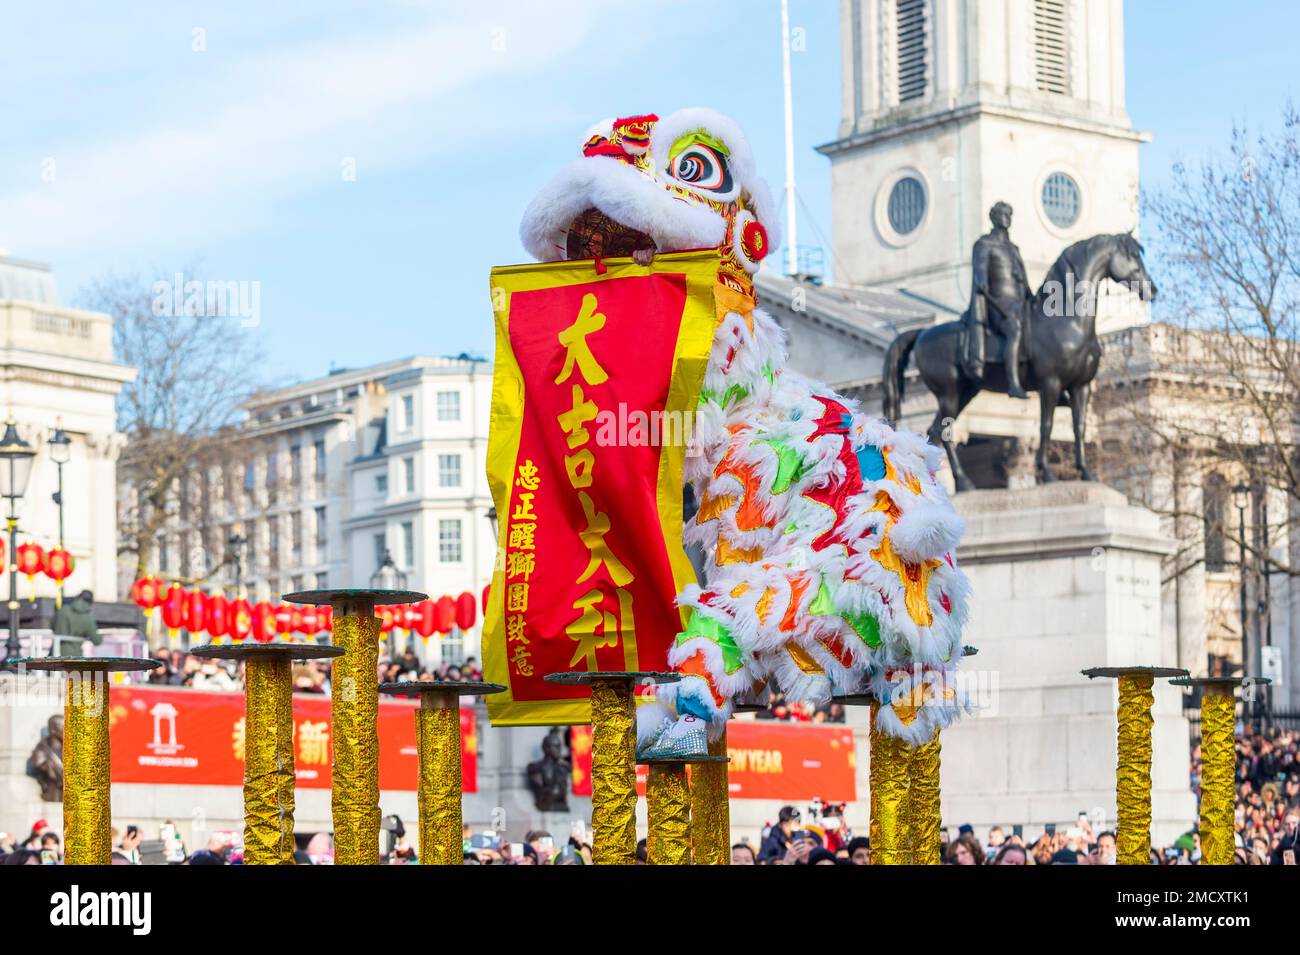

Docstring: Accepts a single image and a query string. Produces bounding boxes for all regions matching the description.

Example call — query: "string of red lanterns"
[129,577,478,643]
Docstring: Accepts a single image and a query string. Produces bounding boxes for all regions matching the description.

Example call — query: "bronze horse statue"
[882,233,1156,491]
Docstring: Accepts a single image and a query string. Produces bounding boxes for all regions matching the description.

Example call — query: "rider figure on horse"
[964,201,1031,399]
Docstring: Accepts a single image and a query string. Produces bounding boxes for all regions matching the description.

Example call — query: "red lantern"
[413,599,437,638]
[160,583,186,638]
[43,547,75,585]
[434,595,455,633]
[15,542,44,601]
[182,589,209,637]
[298,605,321,635]
[455,591,477,630]
[273,603,295,636]
[250,601,278,643]
[289,606,304,635]
[131,575,165,613]
[229,598,253,642]
[207,593,230,638]
[481,584,490,613]
[377,605,396,635]
[320,605,333,633]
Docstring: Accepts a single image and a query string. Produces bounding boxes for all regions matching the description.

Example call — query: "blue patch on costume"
[677,687,715,721]
[855,443,887,481]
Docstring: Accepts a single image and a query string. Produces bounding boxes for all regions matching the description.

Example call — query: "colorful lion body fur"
[520,109,970,747]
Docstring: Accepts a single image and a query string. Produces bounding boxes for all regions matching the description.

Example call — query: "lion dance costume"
[520,109,970,756]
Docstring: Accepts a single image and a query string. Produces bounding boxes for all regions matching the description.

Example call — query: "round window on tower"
[887,176,927,236]
[1041,172,1081,228]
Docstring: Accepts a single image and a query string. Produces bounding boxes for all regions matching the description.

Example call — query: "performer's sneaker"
[636,714,709,759]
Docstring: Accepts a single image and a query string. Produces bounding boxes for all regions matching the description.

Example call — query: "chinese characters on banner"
[106,685,477,792]
[484,252,718,725]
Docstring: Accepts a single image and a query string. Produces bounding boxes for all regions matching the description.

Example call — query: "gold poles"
[378,680,505,865]
[641,753,729,865]
[908,728,943,865]
[1084,665,1187,865]
[191,642,344,864]
[16,656,161,864]
[544,670,678,865]
[285,587,425,865]
[689,730,731,864]
[1172,676,1268,865]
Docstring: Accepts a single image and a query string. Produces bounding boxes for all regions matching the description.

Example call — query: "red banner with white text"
[106,685,477,792]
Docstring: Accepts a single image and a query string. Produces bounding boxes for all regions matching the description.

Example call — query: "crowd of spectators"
[143,645,483,694]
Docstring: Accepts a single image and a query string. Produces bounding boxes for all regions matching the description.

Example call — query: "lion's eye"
[673,144,732,193]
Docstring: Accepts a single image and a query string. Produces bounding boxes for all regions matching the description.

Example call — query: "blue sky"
[0,1,1295,384]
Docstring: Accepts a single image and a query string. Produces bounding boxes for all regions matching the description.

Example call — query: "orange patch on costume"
[713,446,769,532]
[871,535,941,627]
[716,535,764,565]
[785,640,824,675]
[755,586,776,624]
[730,582,750,599]
[779,575,811,632]
[678,651,727,708]
[818,633,856,670]
[714,279,757,332]
[696,492,738,524]
[872,489,902,523]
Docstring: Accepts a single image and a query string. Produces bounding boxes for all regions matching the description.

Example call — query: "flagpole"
[781,0,798,277]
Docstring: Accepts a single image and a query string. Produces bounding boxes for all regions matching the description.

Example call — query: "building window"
[373,532,386,569]
[1033,0,1071,95]
[314,506,327,551]
[887,176,926,235]
[439,519,462,563]
[291,574,303,594]
[291,511,303,560]
[1203,474,1228,573]
[268,517,280,562]
[289,445,302,488]
[316,571,328,591]
[1041,172,1081,228]
[376,472,388,496]
[401,394,415,431]
[438,453,462,488]
[403,457,416,494]
[402,521,416,568]
[895,0,927,102]
[313,438,326,489]
[437,390,461,422]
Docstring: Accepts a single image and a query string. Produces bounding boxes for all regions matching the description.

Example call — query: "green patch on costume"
[808,578,882,649]
[677,611,744,674]
[761,438,811,494]
[700,382,750,408]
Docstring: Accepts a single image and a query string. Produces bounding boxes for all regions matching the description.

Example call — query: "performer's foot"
[1007,384,1028,399]
[636,714,710,759]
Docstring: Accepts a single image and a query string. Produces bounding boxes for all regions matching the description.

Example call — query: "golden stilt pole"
[379,680,505,865]
[642,753,729,865]
[286,587,425,865]
[17,656,161,865]
[1172,675,1268,865]
[545,670,678,865]
[689,729,731,864]
[1084,665,1187,865]
[908,728,942,865]
[192,642,344,864]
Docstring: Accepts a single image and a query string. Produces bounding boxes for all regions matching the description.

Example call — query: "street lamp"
[370,549,408,590]
[48,420,71,550]
[1232,483,1250,687]
[227,533,249,594]
[0,419,37,668]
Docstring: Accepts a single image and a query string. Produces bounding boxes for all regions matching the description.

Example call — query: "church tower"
[820,0,1147,327]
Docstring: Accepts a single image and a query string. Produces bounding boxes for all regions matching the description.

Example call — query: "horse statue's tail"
[882,328,921,426]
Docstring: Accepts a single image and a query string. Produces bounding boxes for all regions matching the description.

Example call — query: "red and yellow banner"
[106,685,477,792]
[571,721,858,802]
[484,251,717,725]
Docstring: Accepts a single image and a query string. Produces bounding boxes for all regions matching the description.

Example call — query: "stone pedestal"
[943,482,1196,846]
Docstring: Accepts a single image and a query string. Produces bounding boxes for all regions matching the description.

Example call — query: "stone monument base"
[941,482,1196,847]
